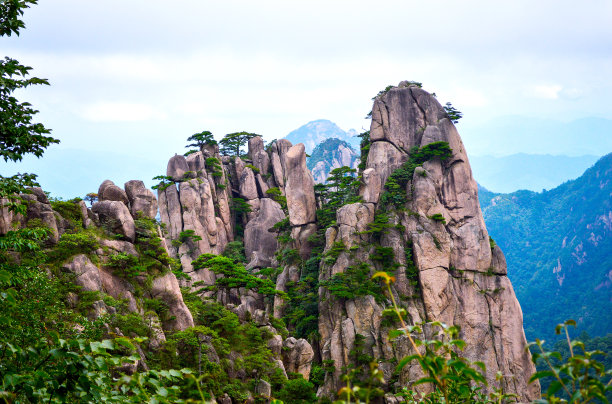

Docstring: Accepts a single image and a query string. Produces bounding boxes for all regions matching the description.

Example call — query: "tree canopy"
[185,130,216,149]
[219,131,258,157]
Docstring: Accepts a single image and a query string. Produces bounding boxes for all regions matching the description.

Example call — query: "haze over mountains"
[2,117,609,199]
[480,154,612,341]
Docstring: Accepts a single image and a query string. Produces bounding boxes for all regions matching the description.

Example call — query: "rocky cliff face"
[317,82,539,401]
[1,81,539,402]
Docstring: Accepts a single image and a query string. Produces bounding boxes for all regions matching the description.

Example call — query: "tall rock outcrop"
[317,82,539,401]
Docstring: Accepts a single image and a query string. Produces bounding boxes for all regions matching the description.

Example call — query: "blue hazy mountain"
[479,153,612,341]
[284,119,360,154]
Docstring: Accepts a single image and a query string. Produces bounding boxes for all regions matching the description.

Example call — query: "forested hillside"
[480,153,612,341]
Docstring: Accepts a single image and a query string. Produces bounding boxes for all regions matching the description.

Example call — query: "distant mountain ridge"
[284,119,360,154]
[306,138,359,183]
[479,153,612,341]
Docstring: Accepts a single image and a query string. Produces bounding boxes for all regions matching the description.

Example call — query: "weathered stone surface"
[271,151,284,188]
[150,273,195,330]
[370,86,445,152]
[490,245,508,275]
[239,167,259,201]
[360,168,382,204]
[63,254,102,292]
[318,84,538,401]
[30,187,49,204]
[20,193,60,243]
[98,239,139,256]
[282,337,314,380]
[98,180,114,199]
[92,200,136,242]
[166,154,189,181]
[244,199,285,269]
[98,180,129,205]
[248,136,271,177]
[125,180,157,219]
[284,144,316,226]
[361,142,407,202]
[62,254,138,313]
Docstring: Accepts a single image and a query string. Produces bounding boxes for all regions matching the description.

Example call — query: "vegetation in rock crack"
[379,141,453,209]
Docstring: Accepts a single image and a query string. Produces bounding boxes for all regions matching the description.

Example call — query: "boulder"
[150,273,195,330]
[166,154,189,182]
[92,200,136,242]
[98,180,129,205]
[125,180,157,219]
[282,337,314,380]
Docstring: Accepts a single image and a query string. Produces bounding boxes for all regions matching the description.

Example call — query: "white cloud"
[530,85,563,99]
[80,102,163,122]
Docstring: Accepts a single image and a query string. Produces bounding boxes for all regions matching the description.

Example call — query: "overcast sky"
[3,0,612,196]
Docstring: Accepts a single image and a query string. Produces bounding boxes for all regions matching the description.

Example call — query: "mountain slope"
[284,119,360,153]
[306,138,359,183]
[479,153,612,341]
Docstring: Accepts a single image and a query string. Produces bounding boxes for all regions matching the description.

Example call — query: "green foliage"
[192,254,285,298]
[50,199,83,228]
[529,320,612,403]
[0,333,193,403]
[84,192,98,206]
[0,173,39,215]
[320,263,384,302]
[314,166,362,229]
[323,241,346,265]
[358,130,370,170]
[219,131,258,157]
[171,229,203,248]
[152,174,175,191]
[479,154,612,341]
[0,55,57,164]
[205,157,223,177]
[232,197,252,238]
[222,240,247,264]
[361,272,517,404]
[444,102,463,124]
[107,252,142,278]
[282,255,320,340]
[51,231,99,262]
[360,213,393,239]
[380,142,453,209]
[266,187,287,211]
[276,376,317,404]
[186,130,217,149]
[404,241,420,293]
[245,163,260,173]
[428,213,447,224]
[0,0,58,220]
[174,295,284,401]
[306,138,358,176]
[372,84,396,100]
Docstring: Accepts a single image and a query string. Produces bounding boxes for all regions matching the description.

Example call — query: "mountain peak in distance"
[284,119,360,154]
